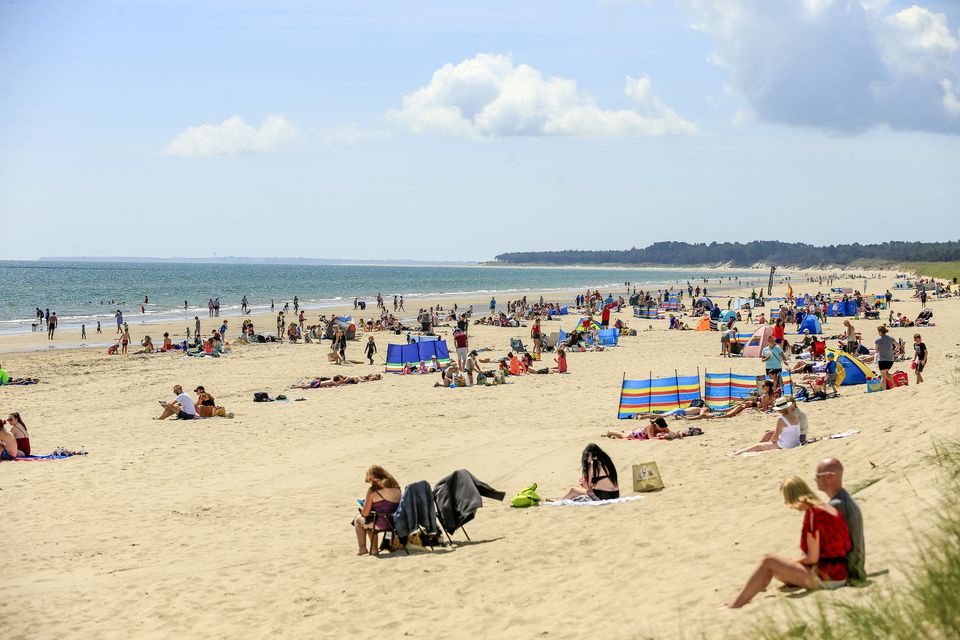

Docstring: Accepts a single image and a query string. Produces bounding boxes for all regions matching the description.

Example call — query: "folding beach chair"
[541,332,560,351]
[510,338,527,353]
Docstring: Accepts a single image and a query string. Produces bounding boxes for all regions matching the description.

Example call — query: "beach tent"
[798,314,822,335]
[719,310,737,325]
[734,332,754,346]
[385,340,452,373]
[704,372,762,410]
[732,297,751,310]
[577,317,602,332]
[410,334,439,343]
[696,297,714,311]
[324,316,356,340]
[695,317,712,331]
[826,348,873,386]
[617,373,702,418]
[660,299,681,312]
[629,293,641,306]
[742,326,773,358]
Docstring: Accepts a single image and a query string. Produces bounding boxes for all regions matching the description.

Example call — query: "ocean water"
[0,261,762,333]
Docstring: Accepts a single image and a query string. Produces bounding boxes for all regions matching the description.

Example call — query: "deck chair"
[510,338,527,353]
[542,332,560,351]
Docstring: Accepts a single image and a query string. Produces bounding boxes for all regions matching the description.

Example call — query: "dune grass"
[898,262,960,281]
[746,440,960,640]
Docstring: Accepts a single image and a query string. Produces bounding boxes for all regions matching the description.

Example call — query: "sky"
[1,0,958,261]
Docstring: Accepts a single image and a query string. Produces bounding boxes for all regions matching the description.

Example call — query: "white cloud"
[163,115,298,157]
[389,53,697,138]
[687,0,960,134]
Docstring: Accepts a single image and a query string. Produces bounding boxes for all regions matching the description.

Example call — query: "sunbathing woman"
[605,416,670,440]
[731,395,803,455]
[6,412,30,457]
[352,465,402,556]
[549,443,620,501]
[715,382,776,419]
[727,476,851,608]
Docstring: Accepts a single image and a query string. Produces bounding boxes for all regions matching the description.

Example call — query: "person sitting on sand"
[507,352,527,376]
[5,412,30,457]
[0,418,19,461]
[605,416,670,440]
[731,395,804,455]
[0,363,39,386]
[352,465,402,556]
[549,443,620,501]
[160,332,173,351]
[194,385,217,417]
[155,385,198,420]
[550,347,568,374]
[434,363,460,388]
[727,475,851,608]
[134,335,154,354]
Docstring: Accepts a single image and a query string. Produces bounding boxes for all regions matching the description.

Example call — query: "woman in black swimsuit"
[550,443,620,501]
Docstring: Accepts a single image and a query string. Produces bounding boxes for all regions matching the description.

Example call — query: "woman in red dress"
[728,475,851,608]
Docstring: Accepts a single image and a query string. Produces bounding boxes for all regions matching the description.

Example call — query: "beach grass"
[898,262,960,281]
[745,439,960,640]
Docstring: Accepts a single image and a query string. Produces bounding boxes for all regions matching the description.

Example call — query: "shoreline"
[0,267,901,356]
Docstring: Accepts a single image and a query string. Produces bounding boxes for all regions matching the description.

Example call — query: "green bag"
[510,483,541,508]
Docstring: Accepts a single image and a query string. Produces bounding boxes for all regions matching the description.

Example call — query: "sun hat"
[773,395,793,412]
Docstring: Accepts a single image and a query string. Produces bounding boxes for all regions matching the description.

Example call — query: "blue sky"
[1,0,958,261]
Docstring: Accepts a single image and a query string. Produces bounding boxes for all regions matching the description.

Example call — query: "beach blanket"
[543,495,644,507]
[13,451,86,461]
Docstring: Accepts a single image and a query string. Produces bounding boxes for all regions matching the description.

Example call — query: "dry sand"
[3,271,958,639]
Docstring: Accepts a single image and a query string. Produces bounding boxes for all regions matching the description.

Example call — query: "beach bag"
[632,462,665,493]
[865,378,883,393]
[253,392,272,402]
[892,371,909,387]
[510,483,541,508]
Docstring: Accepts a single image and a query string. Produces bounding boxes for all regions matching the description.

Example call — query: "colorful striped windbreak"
[704,372,761,410]
[617,374,702,419]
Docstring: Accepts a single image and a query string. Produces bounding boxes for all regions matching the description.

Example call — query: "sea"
[0,261,764,335]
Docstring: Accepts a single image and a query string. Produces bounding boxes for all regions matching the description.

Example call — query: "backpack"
[510,483,542,508]
[253,392,272,402]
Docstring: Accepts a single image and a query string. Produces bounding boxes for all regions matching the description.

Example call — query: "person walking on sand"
[365,336,377,365]
[912,333,927,383]
[453,329,469,369]
[81,324,86,340]
[96,321,101,335]
[47,312,58,339]
[115,309,123,334]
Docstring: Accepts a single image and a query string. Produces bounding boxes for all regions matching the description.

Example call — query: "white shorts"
[456,347,468,360]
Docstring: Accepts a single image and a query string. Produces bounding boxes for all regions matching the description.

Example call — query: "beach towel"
[543,495,644,507]
[13,451,86,461]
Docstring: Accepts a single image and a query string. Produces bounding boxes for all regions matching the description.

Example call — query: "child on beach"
[365,336,377,365]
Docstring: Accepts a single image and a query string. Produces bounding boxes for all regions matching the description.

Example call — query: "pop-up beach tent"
[742,326,773,357]
[719,310,737,325]
[324,316,356,340]
[385,340,452,373]
[577,317,602,332]
[826,348,874,386]
[695,317,712,331]
[798,314,822,335]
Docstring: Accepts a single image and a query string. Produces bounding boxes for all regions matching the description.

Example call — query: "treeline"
[493,241,960,267]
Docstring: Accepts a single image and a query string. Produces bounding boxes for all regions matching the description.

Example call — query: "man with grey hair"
[816,458,866,584]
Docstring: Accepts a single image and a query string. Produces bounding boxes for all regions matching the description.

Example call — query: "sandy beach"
[3,269,958,639]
